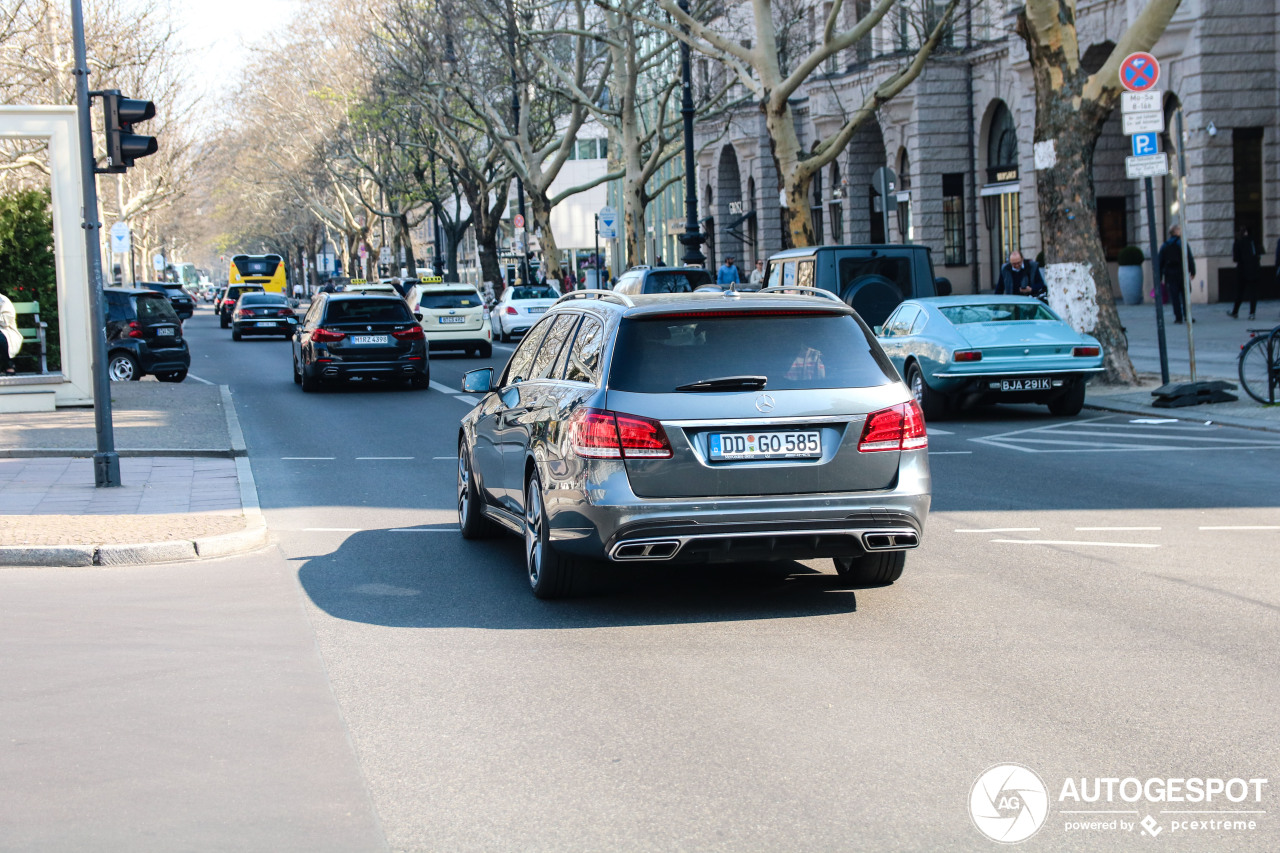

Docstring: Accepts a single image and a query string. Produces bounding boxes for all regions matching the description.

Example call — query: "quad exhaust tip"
[861,531,919,551]
[611,540,681,561]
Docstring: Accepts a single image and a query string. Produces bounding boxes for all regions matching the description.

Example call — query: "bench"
[11,301,48,374]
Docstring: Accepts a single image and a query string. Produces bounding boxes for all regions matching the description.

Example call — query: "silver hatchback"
[457,289,931,598]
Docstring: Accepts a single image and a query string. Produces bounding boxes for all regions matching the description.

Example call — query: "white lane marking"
[926,427,954,435]
[1130,418,1179,424]
[356,456,413,460]
[390,528,459,533]
[492,343,516,352]
[186,372,216,385]
[928,450,972,455]
[304,528,363,532]
[956,528,1040,533]
[282,456,335,460]
[433,456,458,460]
[1076,526,1162,531]
[428,380,460,395]
[457,394,480,405]
[1199,525,1280,531]
[990,539,1159,548]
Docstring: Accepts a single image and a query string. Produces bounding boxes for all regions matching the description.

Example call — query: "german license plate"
[255,321,277,327]
[709,431,822,460]
[438,316,466,324]
[351,335,388,345]
[527,307,547,314]
[157,327,175,336]
[1000,377,1052,392]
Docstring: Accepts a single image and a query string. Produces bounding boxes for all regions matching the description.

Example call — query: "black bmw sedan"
[292,293,429,391]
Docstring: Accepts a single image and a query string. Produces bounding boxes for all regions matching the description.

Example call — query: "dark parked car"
[140,281,196,319]
[456,289,930,599]
[104,287,190,382]
[231,292,298,340]
[218,284,266,327]
[764,244,952,329]
[611,266,713,295]
[292,293,429,391]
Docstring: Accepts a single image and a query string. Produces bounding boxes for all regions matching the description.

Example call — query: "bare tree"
[1018,0,1183,384]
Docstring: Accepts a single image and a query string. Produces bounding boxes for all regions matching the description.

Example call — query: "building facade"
[689,0,1278,303]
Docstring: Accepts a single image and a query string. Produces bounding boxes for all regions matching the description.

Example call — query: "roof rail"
[757,285,844,303]
[554,289,636,308]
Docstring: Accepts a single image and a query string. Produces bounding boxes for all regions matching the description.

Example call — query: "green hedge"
[0,189,58,372]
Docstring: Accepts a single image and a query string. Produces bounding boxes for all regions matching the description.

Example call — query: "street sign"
[1130,132,1159,157]
[1121,91,1161,113]
[513,213,525,230]
[109,222,130,254]
[597,205,618,240]
[378,246,392,264]
[151,253,164,271]
[871,166,896,198]
[358,243,368,259]
[1119,52,1159,92]
[1122,111,1165,135]
[1126,153,1169,179]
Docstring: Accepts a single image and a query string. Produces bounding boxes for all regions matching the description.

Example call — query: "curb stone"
[0,545,95,567]
[1084,398,1280,435]
[96,540,198,566]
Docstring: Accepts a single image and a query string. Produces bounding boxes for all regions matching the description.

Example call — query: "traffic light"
[100,90,157,173]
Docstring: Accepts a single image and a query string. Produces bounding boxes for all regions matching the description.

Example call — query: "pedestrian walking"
[747,259,766,290]
[1229,225,1260,319]
[1157,224,1196,324]
[995,250,1046,297]
[0,289,22,374]
[717,256,740,287]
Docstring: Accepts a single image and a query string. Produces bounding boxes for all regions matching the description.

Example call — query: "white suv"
[408,283,493,357]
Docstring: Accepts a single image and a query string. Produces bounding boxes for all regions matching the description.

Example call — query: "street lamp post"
[507,0,532,286]
[430,150,444,277]
[677,0,705,268]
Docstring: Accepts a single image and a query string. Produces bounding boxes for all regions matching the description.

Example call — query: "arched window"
[987,103,1019,183]
[828,163,843,244]
[811,169,824,244]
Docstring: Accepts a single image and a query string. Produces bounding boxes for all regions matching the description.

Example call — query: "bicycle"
[1238,324,1280,404]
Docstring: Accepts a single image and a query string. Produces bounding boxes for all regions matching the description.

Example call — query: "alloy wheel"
[524,482,543,587]
[457,453,471,524]
[910,371,924,406]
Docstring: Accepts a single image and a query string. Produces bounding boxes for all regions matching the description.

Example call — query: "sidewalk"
[1085,298,1280,433]
[0,381,266,567]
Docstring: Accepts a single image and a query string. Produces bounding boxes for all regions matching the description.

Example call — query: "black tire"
[292,354,302,385]
[219,314,229,329]
[156,370,187,383]
[457,444,495,539]
[231,328,242,341]
[478,342,493,358]
[107,352,140,382]
[832,551,906,587]
[300,364,321,392]
[499,328,511,344]
[524,471,580,599]
[1048,380,1086,416]
[907,362,948,421]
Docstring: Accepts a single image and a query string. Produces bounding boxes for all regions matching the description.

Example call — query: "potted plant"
[1117,245,1144,305]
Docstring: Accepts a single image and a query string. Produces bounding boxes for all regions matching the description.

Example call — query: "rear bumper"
[135,344,191,374]
[311,359,427,380]
[931,369,1099,402]
[425,325,491,350]
[233,319,295,334]
[544,449,930,564]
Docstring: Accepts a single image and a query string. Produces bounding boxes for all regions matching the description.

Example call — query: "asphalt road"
[2,305,1278,852]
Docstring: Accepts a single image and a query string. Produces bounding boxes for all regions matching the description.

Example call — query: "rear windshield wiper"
[674,375,768,392]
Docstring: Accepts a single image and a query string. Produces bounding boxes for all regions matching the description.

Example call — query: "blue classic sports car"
[875,295,1105,418]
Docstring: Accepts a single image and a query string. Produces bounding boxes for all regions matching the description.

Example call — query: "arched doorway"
[846,119,888,243]
[981,101,1021,282]
[716,146,743,269]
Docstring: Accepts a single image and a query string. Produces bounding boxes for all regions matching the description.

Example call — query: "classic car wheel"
[1048,380,1086,416]
[908,363,948,421]
[832,551,905,587]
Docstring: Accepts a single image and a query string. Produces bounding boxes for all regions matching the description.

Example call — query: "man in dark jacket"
[1158,224,1197,324]
[996,251,1046,297]
[1230,226,1260,319]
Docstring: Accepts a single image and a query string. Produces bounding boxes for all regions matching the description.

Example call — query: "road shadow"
[295,528,860,629]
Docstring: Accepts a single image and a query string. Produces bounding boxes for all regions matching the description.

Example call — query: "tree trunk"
[528,191,560,279]
[764,100,815,248]
[398,213,417,279]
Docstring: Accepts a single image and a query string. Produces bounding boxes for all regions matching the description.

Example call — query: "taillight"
[311,328,345,343]
[127,321,143,339]
[858,402,928,452]
[505,306,518,315]
[392,325,425,340]
[222,298,234,306]
[236,309,256,319]
[954,350,982,362]
[569,408,672,460]
[1072,346,1100,357]
[278,308,294,317]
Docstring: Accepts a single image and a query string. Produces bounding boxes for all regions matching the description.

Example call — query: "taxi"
[406,276,493,358]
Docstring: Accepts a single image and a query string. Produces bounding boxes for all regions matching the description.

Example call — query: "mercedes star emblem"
[755,393,776,413]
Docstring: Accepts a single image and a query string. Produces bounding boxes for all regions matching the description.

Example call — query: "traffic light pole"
[71,0,120,487]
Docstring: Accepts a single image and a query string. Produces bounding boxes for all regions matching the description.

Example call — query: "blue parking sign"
[1131,132,1159,157]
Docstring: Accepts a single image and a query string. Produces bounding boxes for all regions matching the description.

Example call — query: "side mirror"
[413,312,423,321]
[873,325,884,336]
[934,277,953,296]
[462,367,494,394]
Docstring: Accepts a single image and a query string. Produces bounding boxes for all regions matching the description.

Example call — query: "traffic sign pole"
[1175,108,1197,381]
[1145,177,1170,385]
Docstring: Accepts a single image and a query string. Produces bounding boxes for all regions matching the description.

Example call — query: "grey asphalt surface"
[1,306,1277,852]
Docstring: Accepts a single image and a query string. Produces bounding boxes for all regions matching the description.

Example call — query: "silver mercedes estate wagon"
[457,288,931,598]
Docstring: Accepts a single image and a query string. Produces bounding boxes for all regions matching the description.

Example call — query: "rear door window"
[563,317,605,384]
[529,314,578,380]
[609,312,896,392]
[503,318,552,384]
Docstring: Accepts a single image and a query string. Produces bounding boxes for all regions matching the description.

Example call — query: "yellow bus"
[229,254,287,295]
